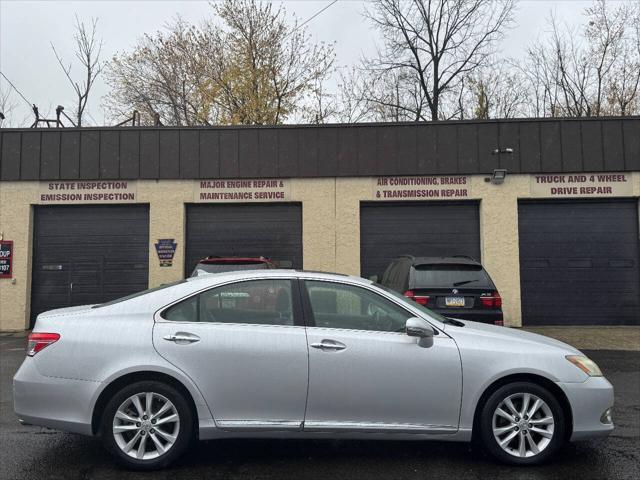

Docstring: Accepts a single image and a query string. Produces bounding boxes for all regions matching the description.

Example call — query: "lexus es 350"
[14,271,613,470]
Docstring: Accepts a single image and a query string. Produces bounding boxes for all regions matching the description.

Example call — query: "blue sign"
[154,239,177,267]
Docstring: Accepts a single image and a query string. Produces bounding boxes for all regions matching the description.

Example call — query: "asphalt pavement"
[1,336,638,480]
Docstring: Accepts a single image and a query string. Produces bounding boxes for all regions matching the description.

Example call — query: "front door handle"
[163,332,200,344]
[310,340,346,351]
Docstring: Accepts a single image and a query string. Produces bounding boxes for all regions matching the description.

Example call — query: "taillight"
[27,332,60,356]
[480,291,502,309]
[494,292,502,308]
[404,290,430,306]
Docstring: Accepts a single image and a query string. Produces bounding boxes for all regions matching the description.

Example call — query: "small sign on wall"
[38,181,137,204]
[530,173,632,197]
[155,239,177,267]
[195,179,291,202]
[0,241,14,279]
[372,176,471,200]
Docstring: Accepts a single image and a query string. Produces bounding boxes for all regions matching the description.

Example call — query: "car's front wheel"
[480,382,566,465]
[101,380,194,470]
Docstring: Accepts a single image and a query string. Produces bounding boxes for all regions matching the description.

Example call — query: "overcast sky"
[1,0,592,126]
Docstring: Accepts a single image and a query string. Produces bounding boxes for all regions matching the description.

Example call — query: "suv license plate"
[445,297,465,307]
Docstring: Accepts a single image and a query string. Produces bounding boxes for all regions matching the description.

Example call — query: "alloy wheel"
[492,392,555,458]
[112,392,180,460]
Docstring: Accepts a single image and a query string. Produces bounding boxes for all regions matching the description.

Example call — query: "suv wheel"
[101,380,193,470]
[480,382,565,465]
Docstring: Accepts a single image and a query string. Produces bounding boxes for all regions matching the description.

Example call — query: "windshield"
[92,280,187,308]
[411,264,493,288]
[192,262,269,276]
[377,284,449,324]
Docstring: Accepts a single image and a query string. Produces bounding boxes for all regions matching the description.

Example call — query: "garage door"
[185,203,303,276]
[360,201,481,279]
[31,205,149,327]
[519,200,640,325]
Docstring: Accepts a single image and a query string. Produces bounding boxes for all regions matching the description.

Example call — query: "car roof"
[397,255,481,267]
[186,269,371,286]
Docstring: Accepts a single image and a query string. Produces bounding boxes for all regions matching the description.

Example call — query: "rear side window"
[163,279,294,326]
[411,264,493,288]
[92,280,187,308]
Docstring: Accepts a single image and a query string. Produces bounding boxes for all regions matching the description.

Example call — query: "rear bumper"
[438,309,503,324]
[557,376,615,441]
[13,358,98,435]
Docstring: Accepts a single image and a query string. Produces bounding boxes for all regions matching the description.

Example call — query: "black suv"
[379,255,503,325]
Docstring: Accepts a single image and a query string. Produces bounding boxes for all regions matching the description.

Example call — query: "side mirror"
[368,275,379,283]
[405,317,435,338]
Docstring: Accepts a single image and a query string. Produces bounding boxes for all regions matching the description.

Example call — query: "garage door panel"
[518,200,640,325]
[185,203,302,276]
[360,201,481,280]
[31,205,149,327]
[520,267,636,281]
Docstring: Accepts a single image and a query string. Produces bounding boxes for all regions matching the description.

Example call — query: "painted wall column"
[0,182,38,331]
[292,179,337,272]
[335,178,370,276]
[139,180,191,287]
[474,176,527,327]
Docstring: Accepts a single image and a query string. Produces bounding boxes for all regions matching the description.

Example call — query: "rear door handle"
[163,332,200,344]
[310,340,346,351]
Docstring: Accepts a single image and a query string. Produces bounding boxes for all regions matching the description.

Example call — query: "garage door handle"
[310,341,346,351]
[163,332,200,344]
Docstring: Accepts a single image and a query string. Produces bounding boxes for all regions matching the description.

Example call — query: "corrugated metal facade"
[2,118,639,181]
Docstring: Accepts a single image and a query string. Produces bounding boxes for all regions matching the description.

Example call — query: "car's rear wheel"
[480,382,566,465]
[101,380,194,470]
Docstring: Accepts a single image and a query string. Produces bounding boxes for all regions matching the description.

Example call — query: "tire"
[479,382,566,465]
[101,380,194,470]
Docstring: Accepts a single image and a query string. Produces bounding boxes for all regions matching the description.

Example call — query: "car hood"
[37,304,96,319]
[443,318,582,354]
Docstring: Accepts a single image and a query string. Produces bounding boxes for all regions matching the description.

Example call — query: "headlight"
[566,355,603,377]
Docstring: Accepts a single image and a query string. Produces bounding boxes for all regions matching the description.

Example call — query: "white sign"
[38,181,137,204]
[530,173,632,197]
[372,176,471,200]
[195,179,291,202]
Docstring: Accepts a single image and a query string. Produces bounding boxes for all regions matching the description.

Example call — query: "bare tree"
[361,0,515,121]
[51,16,103,127]
[104,18,211,126]
[104,1,334,126]
[331,67,377,123]
[0,86,17,127]
[460,60,528,119]
[522,1,640,117]
[300,77,338,124]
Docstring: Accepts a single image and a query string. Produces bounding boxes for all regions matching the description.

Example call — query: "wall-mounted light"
[487,168,508,185]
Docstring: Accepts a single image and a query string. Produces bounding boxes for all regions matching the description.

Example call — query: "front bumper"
[13,358,98,435]
[557,376,615,441]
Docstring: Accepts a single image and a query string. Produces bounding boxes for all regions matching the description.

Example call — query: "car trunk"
[408,286,495,311]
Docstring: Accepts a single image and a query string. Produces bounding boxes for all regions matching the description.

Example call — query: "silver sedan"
[14,270,613,470]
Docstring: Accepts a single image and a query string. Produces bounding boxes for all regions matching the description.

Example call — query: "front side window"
[378,284,448,324]
[163,279,294,326]
[304,280,412,333]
